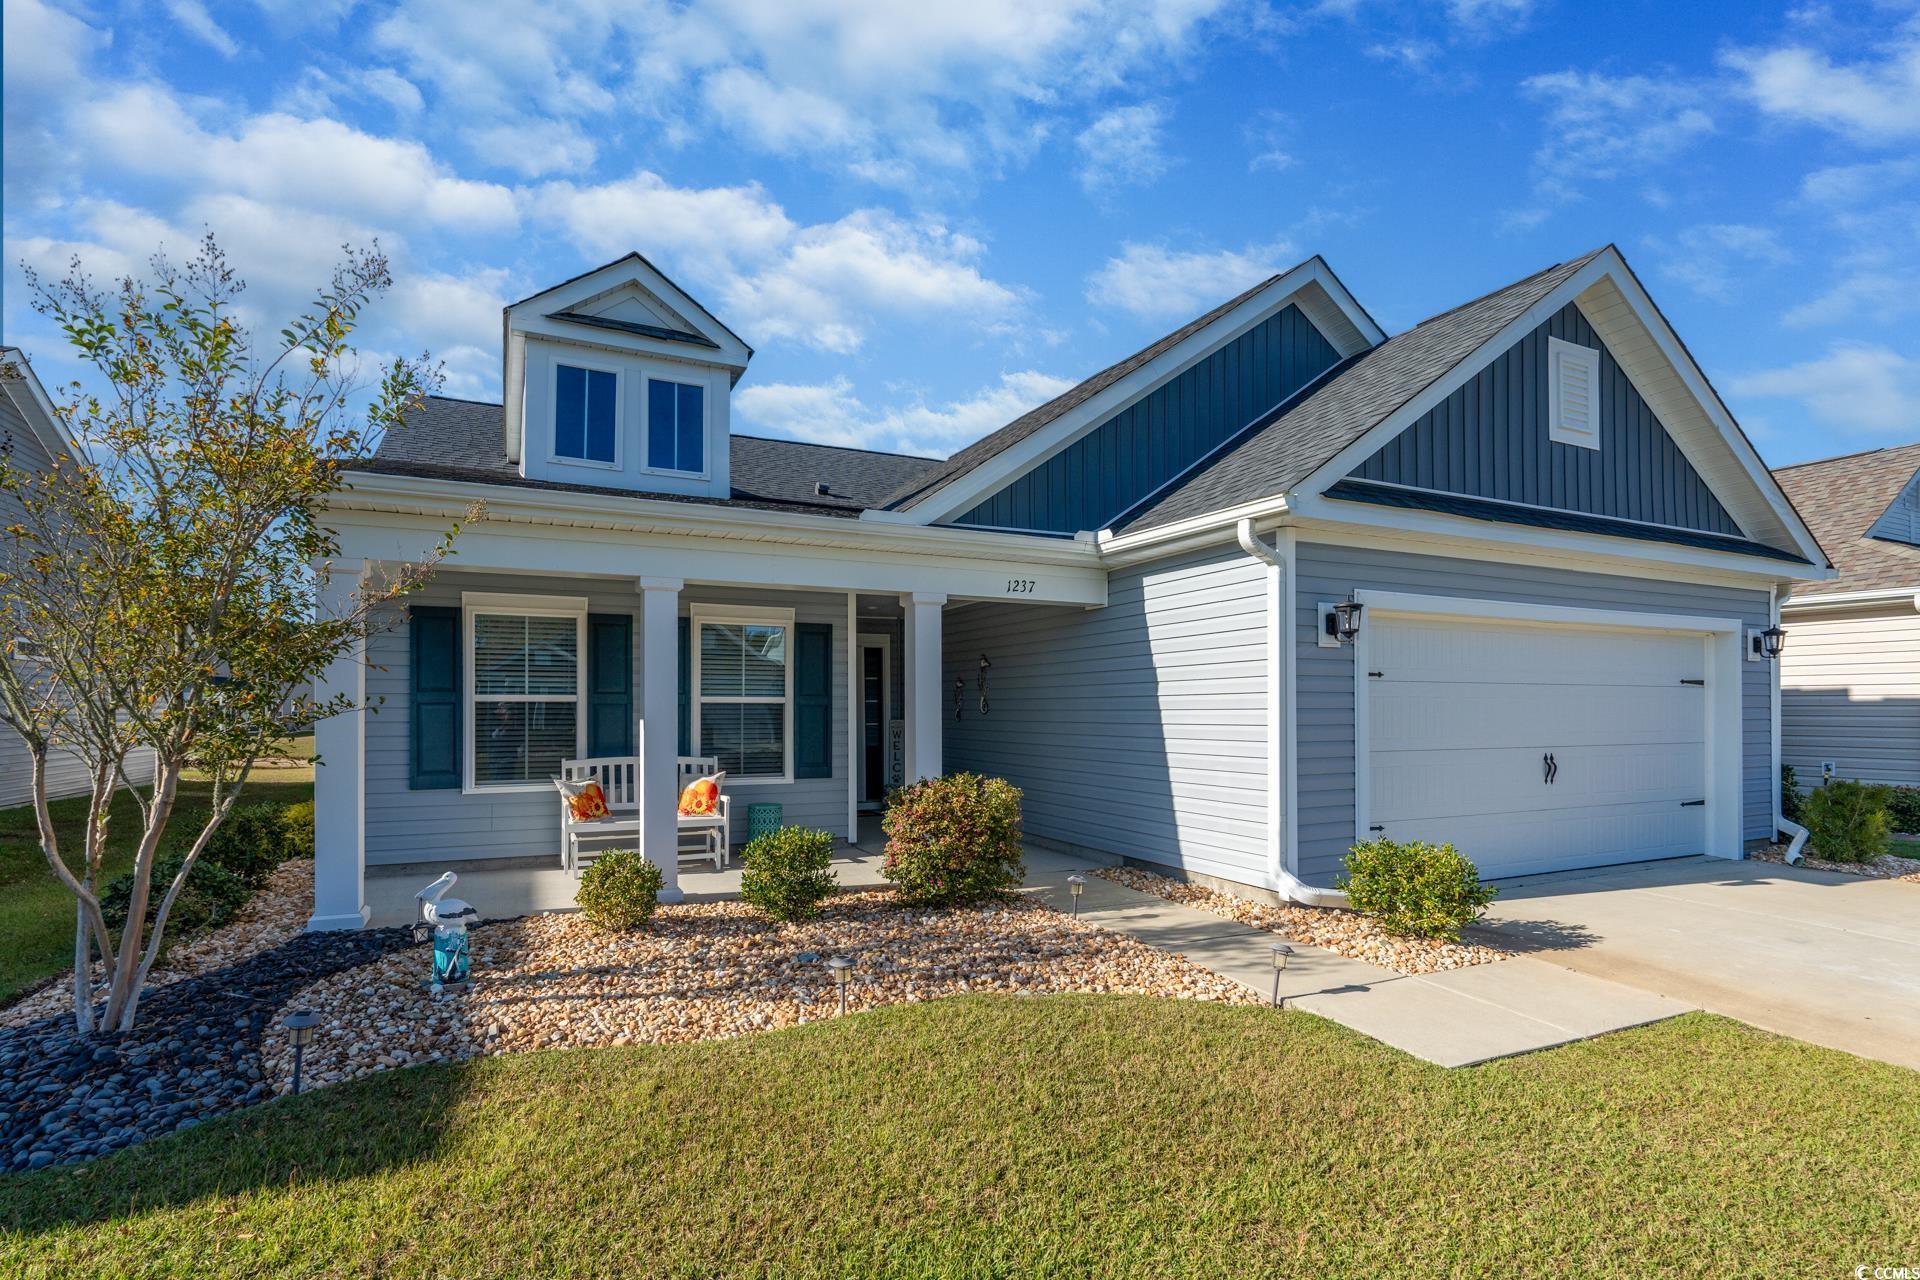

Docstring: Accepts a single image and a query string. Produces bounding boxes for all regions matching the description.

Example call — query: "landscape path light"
[283,1008,319,1095]
[1270,943,1294,1008]
[825,955,854,1016]
[1066,874,1086,918]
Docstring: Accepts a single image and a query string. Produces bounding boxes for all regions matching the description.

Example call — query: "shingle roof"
[1115,249,1608,533]
[363,396,939,517]
[877,259,1323,511]
[1774,443,1920,598]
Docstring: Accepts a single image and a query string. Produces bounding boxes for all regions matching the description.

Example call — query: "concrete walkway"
[1019,846,1694,1068]
[1476,856,1920,1070]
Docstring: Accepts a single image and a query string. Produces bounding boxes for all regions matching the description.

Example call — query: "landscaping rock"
[1750,841,1920,882]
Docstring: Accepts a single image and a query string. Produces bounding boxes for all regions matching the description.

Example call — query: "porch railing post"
[639,576,685,903]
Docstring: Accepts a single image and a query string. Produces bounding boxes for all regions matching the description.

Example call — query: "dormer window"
[647,377,706,476]
[554,363,618,465]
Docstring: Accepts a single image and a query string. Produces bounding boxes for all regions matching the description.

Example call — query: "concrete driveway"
[1472,857,1920,1070]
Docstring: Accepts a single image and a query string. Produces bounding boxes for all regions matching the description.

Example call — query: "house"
[1774,444,1920,790]
[0,348,157,806]
[304,246,1831,929]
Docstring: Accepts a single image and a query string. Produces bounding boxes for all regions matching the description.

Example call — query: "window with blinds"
[471,611,581,786]
[695,619,789,780]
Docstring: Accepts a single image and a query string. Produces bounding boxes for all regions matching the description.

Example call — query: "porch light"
[1325,598,1364,645]
[1066,874,1086,917]
[1758,624,1787,661]
[283,1008,319,1095]
[825,955,854,1015]
[1269,943,1294,1008]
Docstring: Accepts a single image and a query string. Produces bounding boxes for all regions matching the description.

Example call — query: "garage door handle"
[1543,752,1558,785]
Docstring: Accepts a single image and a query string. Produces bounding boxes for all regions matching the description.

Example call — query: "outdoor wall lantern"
[1757,624,1787,661]
[283,1008,319,1095]
[826,955,855,1015]
[1269,943,1294,1008]
[1066,874,1086,918]
[1325,598,1364,645]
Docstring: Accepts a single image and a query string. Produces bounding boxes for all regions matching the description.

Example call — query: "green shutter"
[586,613,634,757]
[794,621,832,780]
[677,616,691,757]
[409,605,460,789]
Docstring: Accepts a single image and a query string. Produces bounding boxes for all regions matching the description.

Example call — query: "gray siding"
[954,304,1341,534]
[364,572,849,865]
[1350,301,1743,537]
[1781,601,1920,789]
[943,546,1271,882]
[1293,541,1774,886]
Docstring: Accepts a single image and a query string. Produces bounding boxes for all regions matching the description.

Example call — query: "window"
[647,377,705,474]
[1547,336,1600,451]
[555,363,617,464]
[693,609,791,780]
[466,598,585,788]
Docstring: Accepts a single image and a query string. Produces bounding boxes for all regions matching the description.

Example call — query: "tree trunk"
[71,906,94,1035]
[102,763,180,1031]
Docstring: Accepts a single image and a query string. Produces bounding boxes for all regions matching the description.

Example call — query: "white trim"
[1780,586,1920,613]
[639,373,711,481]
[846,592,858,838]
[855,634,893,812]
[461,593,588,794]
[1348,589,1746,862]
[688,604,796,784]
[1546,336,1600,450]
[545,350,625,470]
[0,347,82,458]
[1770,584,1783,835]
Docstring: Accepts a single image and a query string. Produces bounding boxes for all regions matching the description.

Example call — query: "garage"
[1361,612,1713,879]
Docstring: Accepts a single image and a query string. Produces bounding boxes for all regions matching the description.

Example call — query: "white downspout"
[1771,583,1808,864]
[1238,518,1350,909]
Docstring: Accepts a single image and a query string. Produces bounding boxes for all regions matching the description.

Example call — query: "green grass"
[2,998,1914,1278]
[0,768,314,1006]
[1889,836,1920,858]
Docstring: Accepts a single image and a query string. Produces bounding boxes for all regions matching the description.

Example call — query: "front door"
[859,641,889,807]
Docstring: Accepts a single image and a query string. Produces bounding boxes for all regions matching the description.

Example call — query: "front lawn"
[0,765,314,1005]
[3,997,1914,1278]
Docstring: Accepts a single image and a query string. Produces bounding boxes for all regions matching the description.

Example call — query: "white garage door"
[1365,614,1708,879]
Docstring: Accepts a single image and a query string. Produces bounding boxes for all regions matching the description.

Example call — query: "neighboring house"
[299,245,1829,929]
[1774,444,1920,789]
[0,348,157,807]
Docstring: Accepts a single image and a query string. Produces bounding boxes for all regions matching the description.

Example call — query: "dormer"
[502,254,753,501]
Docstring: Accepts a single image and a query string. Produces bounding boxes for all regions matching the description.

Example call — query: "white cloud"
[1799,156,1920,207]
[3,0,106,101]
[1076,104,1172,194]
[1724,37,1920,142]
[465,121,598,177]
[165,0,241,57]
[1519,70,1714,209]
[1730,345,1920,437]
[1085,241,1292,321]
[1645,223,1792,301]
[1448,0,1535,22]
[1243,109,1295,173]
[734,370,1076,455]
[536,171,796,275]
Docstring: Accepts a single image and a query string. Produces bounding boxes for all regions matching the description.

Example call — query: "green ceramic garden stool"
[747,803,783,843]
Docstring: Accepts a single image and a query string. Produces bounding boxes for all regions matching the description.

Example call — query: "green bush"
[1338,838,1497,942]
[101,852,252,940]
[740,826,839,921]
[1884,786,1920,835]
[576,850,664,930]
[1780,764,1805,826]
[881,773,1025,908]
[1802,779,1891,864]
[279,799,317,860]
[200,803,292,887]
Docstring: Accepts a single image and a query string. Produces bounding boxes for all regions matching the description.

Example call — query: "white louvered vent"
[1548,336,1601,450]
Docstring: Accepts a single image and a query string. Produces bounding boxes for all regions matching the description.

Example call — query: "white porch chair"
[555,755,731,875]
[675,755,731,870]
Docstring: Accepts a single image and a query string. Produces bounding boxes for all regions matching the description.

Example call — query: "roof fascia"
[0,347,81,458]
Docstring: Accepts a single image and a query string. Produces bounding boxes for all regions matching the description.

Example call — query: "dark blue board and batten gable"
[1347,301,1745,537]
[951,303,1343,535]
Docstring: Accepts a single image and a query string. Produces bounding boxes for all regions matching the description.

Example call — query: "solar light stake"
[283,1009,320,1095]
[1066,874,1086,917]
[826,955,854,1016]
[1269,943,1294,1009]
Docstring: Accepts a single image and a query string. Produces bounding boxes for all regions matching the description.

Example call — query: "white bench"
[555,755,731,875]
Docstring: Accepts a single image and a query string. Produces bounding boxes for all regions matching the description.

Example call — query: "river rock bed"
[262,891,1260,1093]
[1750,842,1920,882]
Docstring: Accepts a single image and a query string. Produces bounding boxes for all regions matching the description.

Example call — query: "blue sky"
[6,0,1920,467]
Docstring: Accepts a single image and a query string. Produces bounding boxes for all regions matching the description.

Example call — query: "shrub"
[576,850,664,930]
[1802,779,1891,864]
[200,802,292,887]
[740,826,839,921]
[1884,786,1920,836]
[279,799,317,860]
[1338,838,1497,942]
[1780,764,1805,826]
[881,773,1024,908]
[101,852,251,940]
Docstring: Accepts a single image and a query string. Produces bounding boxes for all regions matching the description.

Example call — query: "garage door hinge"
[1679,678,1705,686]
[1680,799,1706,807]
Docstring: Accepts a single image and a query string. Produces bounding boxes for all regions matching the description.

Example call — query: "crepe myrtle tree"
[0,235,468,1033]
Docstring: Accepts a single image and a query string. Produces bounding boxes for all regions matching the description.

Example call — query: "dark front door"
[862,646,885,804]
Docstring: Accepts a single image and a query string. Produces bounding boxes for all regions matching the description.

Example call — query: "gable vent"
[1548,336,1600,450]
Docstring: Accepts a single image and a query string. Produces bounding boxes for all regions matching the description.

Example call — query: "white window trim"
[689,603,796,784]
[1547,335,1601,451]
[462,592,589,794]
[547,351,625,472]
[641,373,712,481]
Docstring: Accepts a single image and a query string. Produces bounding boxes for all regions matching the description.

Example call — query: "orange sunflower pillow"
[677,776,720,817]
[566,781,610,822]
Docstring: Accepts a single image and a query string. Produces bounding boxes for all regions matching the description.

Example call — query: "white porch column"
[309,559,369,931]
[639,576,685,903]
[901,592,946,781]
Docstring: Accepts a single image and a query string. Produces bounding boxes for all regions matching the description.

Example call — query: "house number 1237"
[1005,578,1036,594]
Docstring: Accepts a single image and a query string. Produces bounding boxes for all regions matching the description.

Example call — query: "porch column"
[902,592,946,781]
[309,559,369,931]
[639,576,685,903]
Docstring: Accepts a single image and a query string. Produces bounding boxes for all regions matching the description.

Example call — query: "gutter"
[1780,587,1920,614]
[1237,518,1350,909]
